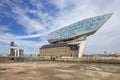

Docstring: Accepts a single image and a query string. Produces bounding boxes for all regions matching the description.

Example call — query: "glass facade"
[48,13,113,43]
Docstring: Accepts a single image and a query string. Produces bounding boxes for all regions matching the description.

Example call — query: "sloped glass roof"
[48,13,113,43]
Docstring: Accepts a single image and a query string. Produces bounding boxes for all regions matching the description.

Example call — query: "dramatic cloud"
[0,0,120,54]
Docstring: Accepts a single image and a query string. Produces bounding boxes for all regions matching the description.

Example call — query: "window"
[70,45,78,50]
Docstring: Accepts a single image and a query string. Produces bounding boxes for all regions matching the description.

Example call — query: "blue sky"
[0,0,120,55]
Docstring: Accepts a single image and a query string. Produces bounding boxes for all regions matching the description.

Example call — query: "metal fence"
[56,57,120,64]
[0,56,41,63]
[1,56,120,64]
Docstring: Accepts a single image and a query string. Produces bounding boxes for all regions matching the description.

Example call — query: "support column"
[15,49,17,57]
[78,40,86,58]
[18,49,19,57]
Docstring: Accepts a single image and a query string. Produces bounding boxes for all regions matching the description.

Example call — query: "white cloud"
[5,0,46,34]
[29,0,42,10]
[16,14,46,34]
[17,32,48,39]
[48,0,69,10]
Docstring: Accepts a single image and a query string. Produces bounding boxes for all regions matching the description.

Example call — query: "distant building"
[10,42,15,56]
[40,13,113,58]
[9,42,24,57]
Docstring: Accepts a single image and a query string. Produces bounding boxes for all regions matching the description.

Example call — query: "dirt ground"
[0,61,120,80]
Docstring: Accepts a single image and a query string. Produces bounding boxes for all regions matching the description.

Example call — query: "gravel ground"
[0,61,120,80]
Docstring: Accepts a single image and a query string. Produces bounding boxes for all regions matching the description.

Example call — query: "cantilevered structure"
[40,13,113,58]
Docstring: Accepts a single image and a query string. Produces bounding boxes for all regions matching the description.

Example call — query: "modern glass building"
[48,13,113,43]
[40,13,113,58]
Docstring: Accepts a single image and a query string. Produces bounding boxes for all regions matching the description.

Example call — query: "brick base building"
[40,43,78,57]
